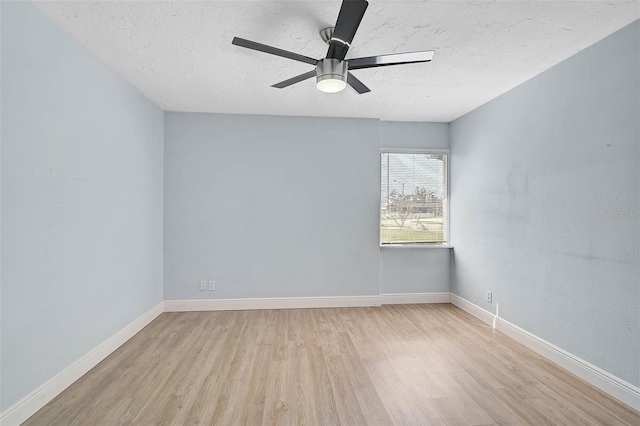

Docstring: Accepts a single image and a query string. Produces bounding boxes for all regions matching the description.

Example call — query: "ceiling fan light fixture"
[315,58,348,93]
[316,77,347,93]
[232,0,435,95]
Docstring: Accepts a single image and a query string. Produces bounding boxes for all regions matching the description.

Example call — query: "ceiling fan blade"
[326,0,369,60]
[272,70,317,89]
[348,51,435,70]
[232,37,318,66]
[347,73,370,94]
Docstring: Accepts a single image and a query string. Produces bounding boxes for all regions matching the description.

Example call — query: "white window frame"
[379,148,451,248]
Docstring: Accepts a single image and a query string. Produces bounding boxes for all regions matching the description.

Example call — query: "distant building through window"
[380,151,448,245]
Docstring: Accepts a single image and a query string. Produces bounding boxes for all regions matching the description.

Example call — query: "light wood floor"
[26,304,639,425]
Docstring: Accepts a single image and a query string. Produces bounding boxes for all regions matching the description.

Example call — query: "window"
[380,151,448,245]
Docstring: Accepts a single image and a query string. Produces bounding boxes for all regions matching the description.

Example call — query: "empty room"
[1,0,639,425]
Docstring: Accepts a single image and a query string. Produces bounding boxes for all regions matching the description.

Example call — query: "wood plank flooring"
[25,304,640,425]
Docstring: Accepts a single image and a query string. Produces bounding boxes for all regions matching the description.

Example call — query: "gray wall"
[379,121,451,294]
[1,1,164,410]
[164,113,380,300]
[450,21,639,386]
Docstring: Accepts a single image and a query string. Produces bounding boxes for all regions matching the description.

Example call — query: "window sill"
[380,244,453,249]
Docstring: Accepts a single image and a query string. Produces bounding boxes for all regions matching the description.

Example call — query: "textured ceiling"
[32,1,639,122]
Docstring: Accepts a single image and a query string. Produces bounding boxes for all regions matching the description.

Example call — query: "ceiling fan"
[232,0,435,94]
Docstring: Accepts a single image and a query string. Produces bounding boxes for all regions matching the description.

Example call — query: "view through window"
[380,152,448,245]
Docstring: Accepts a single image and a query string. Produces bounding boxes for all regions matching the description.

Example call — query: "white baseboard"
[381,292,450,304]
[164,293,452,312]
[0,301,164,426]
[449,293,495,326]
[164,295,382,312]
[495,316,640,411]
[449,292,640,412]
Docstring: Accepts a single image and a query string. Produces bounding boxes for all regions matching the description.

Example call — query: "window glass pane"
[380,152,448,245]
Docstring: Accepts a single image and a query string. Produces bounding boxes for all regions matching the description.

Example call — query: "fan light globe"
[317,78,347,93]
[315,58,348,94]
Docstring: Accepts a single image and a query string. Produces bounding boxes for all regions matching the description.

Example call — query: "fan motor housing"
[315,58,348,93]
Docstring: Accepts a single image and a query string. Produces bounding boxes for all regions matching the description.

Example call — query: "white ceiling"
[32,1,639,122]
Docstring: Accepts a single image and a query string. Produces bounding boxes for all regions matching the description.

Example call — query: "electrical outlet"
[208,280,216,291]
[486,290,492,303]
[200,281,207,291]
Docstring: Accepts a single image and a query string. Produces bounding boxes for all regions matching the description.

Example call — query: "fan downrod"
[319,27,335,45]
